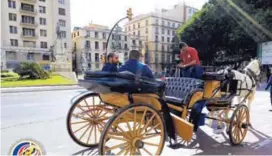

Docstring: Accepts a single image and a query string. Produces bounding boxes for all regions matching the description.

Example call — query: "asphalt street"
[1,89,272,155]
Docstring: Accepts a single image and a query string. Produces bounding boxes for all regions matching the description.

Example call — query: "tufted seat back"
[165,77,204,105]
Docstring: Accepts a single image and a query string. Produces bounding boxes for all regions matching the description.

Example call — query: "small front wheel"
[229,104,249,145]
[99,103,166,155]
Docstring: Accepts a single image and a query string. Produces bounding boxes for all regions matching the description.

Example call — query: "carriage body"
[66,70,251,155]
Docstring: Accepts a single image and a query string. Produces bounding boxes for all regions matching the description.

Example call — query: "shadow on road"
[72,146,98,156]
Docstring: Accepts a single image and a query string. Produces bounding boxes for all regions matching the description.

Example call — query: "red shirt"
[180,47,200,65]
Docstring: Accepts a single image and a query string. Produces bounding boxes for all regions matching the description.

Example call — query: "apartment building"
[1,0,71,69]
[184,5,199,21]
[125,4,198,72]
[72,24,145,72]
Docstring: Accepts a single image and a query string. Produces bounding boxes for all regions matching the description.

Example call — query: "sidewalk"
[1,85,85,93]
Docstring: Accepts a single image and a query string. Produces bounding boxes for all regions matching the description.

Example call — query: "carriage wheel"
[66,93,114,147]
[99,104,165,155]
[229,104,249,145]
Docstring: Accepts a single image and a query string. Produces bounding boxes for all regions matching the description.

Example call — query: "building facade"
[72,24,145,72]
[1,0,72,70]
[125,4,198,73]
[184,5,198,21]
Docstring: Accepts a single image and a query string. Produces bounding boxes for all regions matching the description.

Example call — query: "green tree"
[177,0,272,67]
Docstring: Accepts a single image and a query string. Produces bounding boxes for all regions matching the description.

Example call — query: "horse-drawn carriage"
[66,59,261,155]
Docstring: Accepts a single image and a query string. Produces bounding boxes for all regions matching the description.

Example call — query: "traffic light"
[127,8,133,21]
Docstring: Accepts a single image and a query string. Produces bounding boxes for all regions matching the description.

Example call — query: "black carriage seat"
[164,77,204,106]
[80,71,165,94]
[202,72,225,81]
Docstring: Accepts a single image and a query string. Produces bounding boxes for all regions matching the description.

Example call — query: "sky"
[70,0,208,29]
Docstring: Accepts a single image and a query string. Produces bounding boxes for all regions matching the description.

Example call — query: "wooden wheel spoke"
[79,124,91,140]
[117,145,130,155]
[76,105,93,118]
[71,120,89,124]
[141,123,161,137]
[138,109,147,135]
[105,142,128,152]
[143,141,159,147]
[124,146,130,155]
[136,148,142,155]
[83,99,95,117]
[94,125,97,143]
[133,109,137,133]
[143,147,152,155]
[86,126,94,144]
[141,113,156,134]
[99,111,109,118]
[106,134,129,142]
[73,123,90,133]
[142,133,161,140]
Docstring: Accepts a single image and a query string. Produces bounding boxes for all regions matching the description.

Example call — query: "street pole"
[105,16,127,63]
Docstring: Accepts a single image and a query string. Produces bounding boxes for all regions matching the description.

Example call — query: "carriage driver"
[102,52,119,72]
[119,50,154,79]
[177,42,203,79]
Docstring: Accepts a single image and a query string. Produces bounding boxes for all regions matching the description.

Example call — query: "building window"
[8,0,16,8]
[43,54,50,61]
[167,37,170,43]
[138,30,140,36]
[40,29,47,37]
[133,32,135,36]
[10,39,18,46]
[178,24,181,28]
[77,31,79,36]
[60,31,66,38]
[155,27,158,34]
[39,0,46,2]
[39,6,46,13]
[146,36,148,41]
[118,35,121,40]
[95,53,99,62]
[22,15,35,24]
[23,28,35,36]
[162,28,164,34]
[155,44,158,51]
[124,36,127,41]
[95,41,99,49]
[95,32,99,38]
[9,26,17,34]
[168,21,170,27]
[139,41,142,46]
[155,35,158,42]
[58,8,66,15]
[162,20,165,26]
[9,13,16,21]
[172,23,175,28]
[132,40,136,45]
[145,28,148,34]
[124,43,128,49]
[59,20,66,27]
[85,41,90,49]
[23,41,35,47]
[103,42,107,50]
[128,26,130,31]
[6,51,16,60]
[145,19,148,26]
[21,3,34,12]
[172,31,175,36]
[27,53,34,60]
[102,32,106,39]
[40,41,48,48]
[40,18,46,25]
[162,45,165,52]
[133,24,135,30]
[162,36,164,42]
[125,27,127,32]
[58,0,65,4]
[64,43,67,48]
[138,23,140,28]
[156,19,159,25]
[167,29,170,35]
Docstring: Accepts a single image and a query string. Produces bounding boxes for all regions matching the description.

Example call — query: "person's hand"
[177,64,186,68]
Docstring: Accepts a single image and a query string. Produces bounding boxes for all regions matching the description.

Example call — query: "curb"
[1,85,86,93]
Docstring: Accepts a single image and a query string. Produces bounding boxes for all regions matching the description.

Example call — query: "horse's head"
[245,58,262,85]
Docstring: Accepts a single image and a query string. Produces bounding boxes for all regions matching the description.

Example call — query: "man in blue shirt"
[102,52,119,72]
[119,50,154,79]
[265,74,272,108]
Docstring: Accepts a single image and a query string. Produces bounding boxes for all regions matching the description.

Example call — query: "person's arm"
[144,66,155,79]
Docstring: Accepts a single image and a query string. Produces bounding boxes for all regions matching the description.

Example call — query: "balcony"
[21,33,38,39]
[20,8,37,15]
[20,21,38,28]
[20,0,37,4]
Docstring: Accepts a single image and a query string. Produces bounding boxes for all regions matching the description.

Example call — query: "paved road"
[1,90,272,155]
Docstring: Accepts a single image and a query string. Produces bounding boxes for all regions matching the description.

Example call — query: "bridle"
[244,63,261,87]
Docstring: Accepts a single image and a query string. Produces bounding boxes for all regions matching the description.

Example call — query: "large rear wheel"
[99,103,166,155]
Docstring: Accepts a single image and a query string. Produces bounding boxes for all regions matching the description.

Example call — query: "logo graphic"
[10,139,45,155]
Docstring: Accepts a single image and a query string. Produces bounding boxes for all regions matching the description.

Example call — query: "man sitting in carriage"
[102,52,119,72]
[177,42,203,79]
[119,50,154,79]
